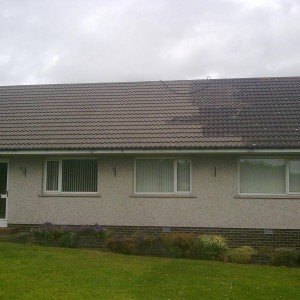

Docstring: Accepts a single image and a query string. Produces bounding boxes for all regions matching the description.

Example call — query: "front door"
[0,162,8,225]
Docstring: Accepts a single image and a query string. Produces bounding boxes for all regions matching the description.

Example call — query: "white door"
[0,162,8,227]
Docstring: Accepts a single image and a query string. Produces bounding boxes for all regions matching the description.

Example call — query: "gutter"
[0,148,300,155]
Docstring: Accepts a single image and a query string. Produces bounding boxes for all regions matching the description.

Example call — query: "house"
[0,77,299,248]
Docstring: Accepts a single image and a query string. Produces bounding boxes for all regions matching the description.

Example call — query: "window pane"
[289,160,300,193]
[0,198,6,219]
[177,160,190,192]
[0,163,8,195]
[62,160,98,192]
[136,159,173,193]
[46,161,59,191]
[240,159,285,194]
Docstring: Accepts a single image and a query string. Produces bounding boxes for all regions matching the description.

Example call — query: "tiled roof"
[0,77,299,151]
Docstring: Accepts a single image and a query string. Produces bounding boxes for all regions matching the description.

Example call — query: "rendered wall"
[5,155,300,229]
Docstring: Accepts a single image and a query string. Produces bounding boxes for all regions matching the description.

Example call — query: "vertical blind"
[46,159,98,192]
[46,161,59,191]
[136,159,174,193]
[62,160,98,192]
[289,160,300,193]
[240,159,286,194]
[177,160,191,192]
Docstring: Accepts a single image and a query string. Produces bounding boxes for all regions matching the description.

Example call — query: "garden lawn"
[0,242,299,300]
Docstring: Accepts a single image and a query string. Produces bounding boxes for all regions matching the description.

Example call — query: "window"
[135,158,191,194]
[289,160,300,193]
[45,159,98,193]
[239,158,300,195]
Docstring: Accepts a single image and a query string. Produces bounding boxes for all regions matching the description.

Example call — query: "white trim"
[174,159,192,194]
[0,220,7,227]
[1,148,300,155]
[287,159,300,194]
[43,157,99,195]
[0,159,9,226]
[134,157,192,195]
[238,156,300,196]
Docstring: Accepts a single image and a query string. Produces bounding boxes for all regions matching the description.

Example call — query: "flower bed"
[13,222,298,267]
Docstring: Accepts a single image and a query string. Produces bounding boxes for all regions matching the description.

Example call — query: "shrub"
[33,230,62,241]
[33,223,63,242]
[161,233,195,258]
[190,234,228,261]
[228,246,257,264]
[105,236,134,254]
[92,224,110,240]
[272,248,299,267]
[131,233,153,254]
[105,234,152,255]
[59,232,78,248]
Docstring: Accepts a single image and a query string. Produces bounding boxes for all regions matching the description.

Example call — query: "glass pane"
[136,159,174,193]
[46,161,59,191]
[0,198,6,219]
[289,160,300,193]
[0,163,8,195]
[240,159,286,194]
[177,160,191,192]
[62,160,98,192]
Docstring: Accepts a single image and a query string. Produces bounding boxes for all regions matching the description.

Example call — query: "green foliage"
[59,232,78,248]
[190,234,228,261]
[272,248,299,267]
[228,246,257,264]
[105,234,152,255]
[161,233,195,258]
[93,230,110,240]
[105,236,134,254]
[33,229,62,242]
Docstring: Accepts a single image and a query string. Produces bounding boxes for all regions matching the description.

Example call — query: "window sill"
[130,194,196,198]
[235,194,300,199]
[39,193,101,198]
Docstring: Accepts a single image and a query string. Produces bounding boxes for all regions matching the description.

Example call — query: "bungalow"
[0,77,299,248]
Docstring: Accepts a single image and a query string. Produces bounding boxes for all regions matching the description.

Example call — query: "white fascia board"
[0,148,300,155]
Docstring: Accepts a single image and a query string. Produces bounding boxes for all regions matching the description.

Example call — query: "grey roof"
[0,76,299,151]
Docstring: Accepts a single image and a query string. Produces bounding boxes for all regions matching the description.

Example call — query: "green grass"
[0,242,299,299]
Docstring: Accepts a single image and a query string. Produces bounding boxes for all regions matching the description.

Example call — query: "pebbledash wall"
[5,154,300,248]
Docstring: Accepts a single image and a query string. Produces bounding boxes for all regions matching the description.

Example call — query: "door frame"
[0,159,9,227]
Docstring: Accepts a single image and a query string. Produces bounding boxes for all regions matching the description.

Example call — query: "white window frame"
[134,157,192,195]
[238,157,300,196]
[43,157,99,195]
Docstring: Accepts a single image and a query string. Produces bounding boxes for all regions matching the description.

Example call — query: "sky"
[0,0,300,85]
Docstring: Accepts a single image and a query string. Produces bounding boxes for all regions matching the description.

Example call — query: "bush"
[105,234,152,255]
[272,248,299,267]
[33,222,110,244]
[33,223,63,241]
[131,233,153,254]
[190,235,228,261]
[161,233,195,258]
[59,232,78,248]
[105,236,134,254]
[228,246,257,264]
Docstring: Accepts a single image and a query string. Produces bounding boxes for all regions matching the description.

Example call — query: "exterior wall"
[3,155,300,229]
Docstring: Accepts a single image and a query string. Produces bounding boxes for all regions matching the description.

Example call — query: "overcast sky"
[0,0,299,85]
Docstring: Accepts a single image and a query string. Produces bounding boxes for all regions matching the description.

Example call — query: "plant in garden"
[228,246,257,264]
[272,248,299,267]
[33,223,63,242]
[59,232,78,248]
[190,234,228,261]
[161,233,195,258]
[105,234,152,255]
[92,224,110,239]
